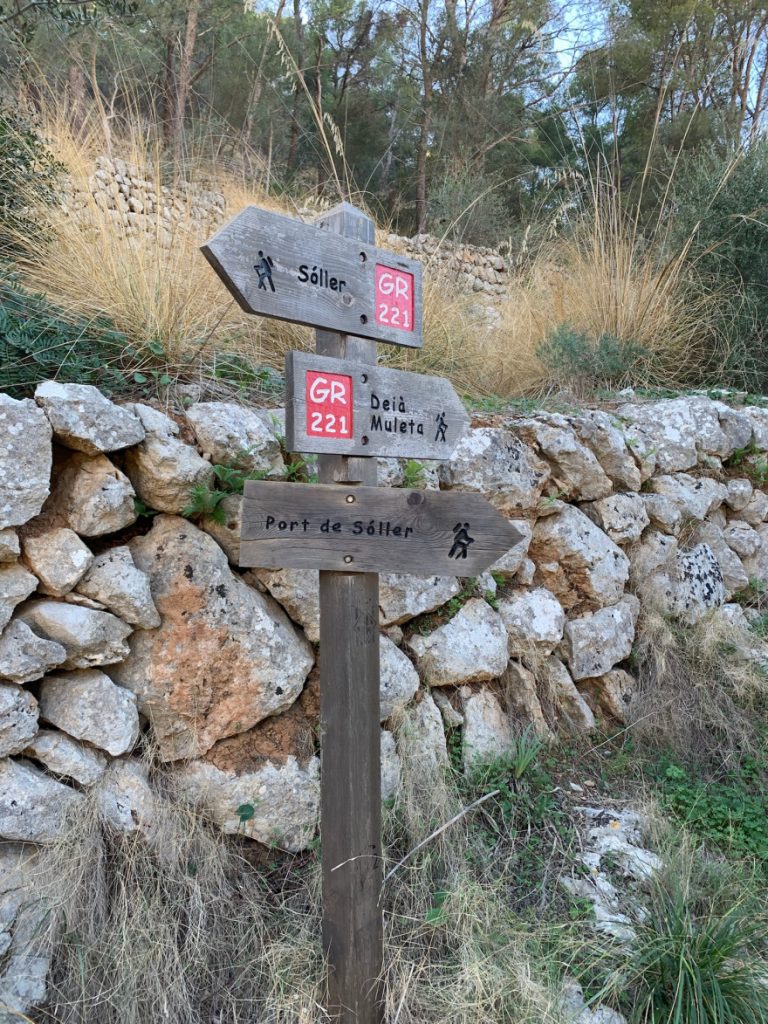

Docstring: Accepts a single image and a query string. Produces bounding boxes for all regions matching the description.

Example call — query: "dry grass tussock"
[19,732,561,1024]
[629,608,768,761]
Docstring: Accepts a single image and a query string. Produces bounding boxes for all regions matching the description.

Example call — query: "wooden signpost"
[202,201,521,1024]
[285,351,470,459]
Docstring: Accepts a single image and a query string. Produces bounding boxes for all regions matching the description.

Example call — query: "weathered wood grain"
[285,350,469,459]
[200,204,423,348]
[240,480,523,575]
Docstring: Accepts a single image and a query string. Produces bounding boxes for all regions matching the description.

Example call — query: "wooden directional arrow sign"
[239,481,523,575]
[285,351,469,459]
[201,205,423,348]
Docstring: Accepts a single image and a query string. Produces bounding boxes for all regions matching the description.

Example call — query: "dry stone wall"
[2,380,768,1012]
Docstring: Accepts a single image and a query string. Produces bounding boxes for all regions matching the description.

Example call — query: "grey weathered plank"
[285,350,469,459]
[201,204,423,348]
[315,203,382,1024]
[240,480,523,575]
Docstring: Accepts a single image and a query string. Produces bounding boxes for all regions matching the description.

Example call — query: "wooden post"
[316,202,382,1023]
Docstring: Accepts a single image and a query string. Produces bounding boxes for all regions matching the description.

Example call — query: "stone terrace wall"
[2,382,768,1009]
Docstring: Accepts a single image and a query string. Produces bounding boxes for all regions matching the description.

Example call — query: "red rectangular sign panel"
[374,264,414,332]
[305,371,353,438]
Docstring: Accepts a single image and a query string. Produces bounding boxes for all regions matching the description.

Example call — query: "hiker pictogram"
[255,251,275,292]
[448,522,474,559]
[435,411,448,443]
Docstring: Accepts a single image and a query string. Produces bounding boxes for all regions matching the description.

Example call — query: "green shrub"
[0,107,63,254]
[537,323,651,389]
[428,166,509,246]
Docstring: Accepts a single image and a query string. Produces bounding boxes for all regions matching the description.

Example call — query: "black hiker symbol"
[449,522,474,559]
[435,411,448,443]
[255,251,275,292]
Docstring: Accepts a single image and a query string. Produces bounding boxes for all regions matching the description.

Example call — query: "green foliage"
[0,274,134,396]
[182,483,230,524]
[537,324,652,389]
[427,167,509,246]
[236,802,255,823]
[402,460,426,489]
[657,760,768,864]
[0,107,63,253]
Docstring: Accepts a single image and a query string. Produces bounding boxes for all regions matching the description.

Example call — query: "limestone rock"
[17,600,132,669]
[51,452,137,536]
[511,415,612,501]
[34,381,144,454]
[24,729,106,785]
[516,557,536,585]
[22,528,93,597]
[201,493,242,563]
[0,531,19,562]
[381,730,401,801]
[438,427,549,514]
[380,636,420,720]
[637,542,727,623]
[127,402,179,438]
[571,410,641,491]
[692,522,748,599]
[529,506,630,613]
[498,587,565,656]
[111,516,314,760]
[648,474,727,521]
[406,599,508,686]
[502,661,552,738]
[174,755,320,851]
[95,759,155,833]
[742,406,768,449]
[488,519,532,578]
[562,595,640,681]
[75,546,160,628]
[642,493,681,535]
[723,520,761,558]
[0,685,38,756]
[581,492,649,545]
[379,574,461,626]
[123,428,214,514]
[617,398,699,472]
[377,458,440,489]
[252,567,320,641]
[39,670,139,756]
[577,670,635,724]
[543,657,596,733]
[714,402,752,453]
[0,758,82,842]
[185,402,284,475]
[738,488,768,526]
[684,396,737,459]
[432,688,463,728]
[461,689,513,767]
[0,620,66,684]
[0,565,38,632]
[394,692,449,785]
[740,523,768,586]
[725,478,753,512]
[0,395,52,529]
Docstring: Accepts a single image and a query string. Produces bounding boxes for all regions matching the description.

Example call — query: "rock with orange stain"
[109,516,314,761]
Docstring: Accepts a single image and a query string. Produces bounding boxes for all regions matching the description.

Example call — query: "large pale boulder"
[502,661,552,738]
[510,415,612,501]
[252,567,320,641]
[0,530,19,562]
[723,520,761,558]
[712,401,752,454]
[111,516,314,760]
[22,528,93,597]
[185,402,284,474]
[75,546,160,628]
[742,406,768,449]
[581,493,649,545]
[379,573,461,626]
[577,670,635,724]
[498,587,565,656]
[175,756,320,851]
[692,522,748,599]
[380,636,420,720]
[684,396,740,459]
[562,596,640,680]
[738,489,768,526]
[633,540,726,623]
[406,599,508,686]
[642,493,681,535]
[0,565,38,632]
[648,474,727,521]
[0,395,52,529]
[529,506,630,613]
[438,427,549,513]
[571,410,641,491]
[51,452,137,536]
[39,670,139,756]
[17,600,132,669]
[24,729,107,785]
[0,685,38,756]
[616,398,699,472]
[543,657,596,733]
[124,434,214,515]
[461,688,513,767]
[0,620,66,684]
[0,758,82,842]
[34,381,144,454]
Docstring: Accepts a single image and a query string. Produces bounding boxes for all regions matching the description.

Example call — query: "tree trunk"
[415,0,432,234]
[286,0,305,173]
[168,0,200,154]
